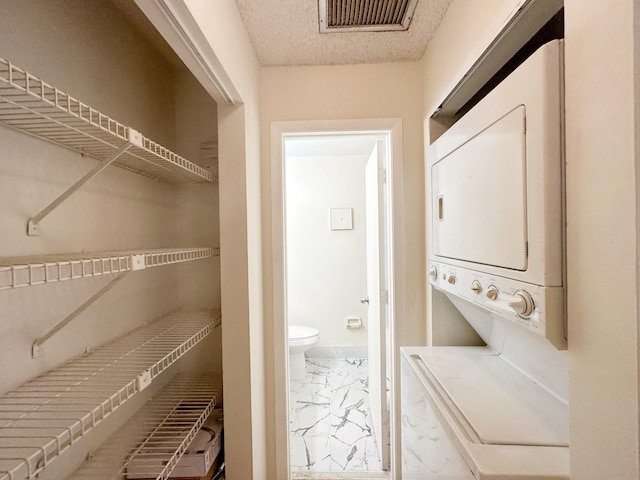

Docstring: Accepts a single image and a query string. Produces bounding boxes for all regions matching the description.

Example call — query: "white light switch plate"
[330,208,353,230]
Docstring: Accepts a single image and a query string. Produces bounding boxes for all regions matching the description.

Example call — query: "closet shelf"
[0,310,221,480]
[0,57,212,185]
[0,247,219,291]
[69,374,222,480]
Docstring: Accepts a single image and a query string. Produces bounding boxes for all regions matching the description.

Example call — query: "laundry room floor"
[289,357,387,478]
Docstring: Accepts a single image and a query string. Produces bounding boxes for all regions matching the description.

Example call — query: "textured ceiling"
[235,0,453,66]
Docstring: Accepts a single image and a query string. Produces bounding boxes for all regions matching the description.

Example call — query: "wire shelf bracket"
[27,137,139,236]
[31,268,134,358]
[0,57,213,238]
[0,248,218,357]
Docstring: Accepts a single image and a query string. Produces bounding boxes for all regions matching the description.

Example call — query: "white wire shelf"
[0,57,211,185]
[0,247,219,291]
[0,310,221,480]
[69,374,222,480]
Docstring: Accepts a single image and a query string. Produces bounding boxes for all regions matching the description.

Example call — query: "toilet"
[288,325,319,380]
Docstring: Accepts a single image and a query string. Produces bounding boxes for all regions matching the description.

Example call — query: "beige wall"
[564,0,639,477]
[422,0,640,478]
[0,0,177,150]
[260,61,427,345]
[421,0,527,122]
[260,61,425,476]
[177,1,267,479]
[175,69,222,375]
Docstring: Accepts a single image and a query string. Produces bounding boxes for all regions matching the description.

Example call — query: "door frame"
[271,118,405,479]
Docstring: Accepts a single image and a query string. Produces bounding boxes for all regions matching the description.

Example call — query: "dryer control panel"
[428,261,566,349]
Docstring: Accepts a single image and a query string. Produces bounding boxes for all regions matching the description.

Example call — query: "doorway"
[271,119,403,479]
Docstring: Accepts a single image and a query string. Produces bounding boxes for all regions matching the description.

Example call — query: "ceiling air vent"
[319,0,418,33]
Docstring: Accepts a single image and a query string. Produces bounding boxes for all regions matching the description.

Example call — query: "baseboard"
[305,345,368,359]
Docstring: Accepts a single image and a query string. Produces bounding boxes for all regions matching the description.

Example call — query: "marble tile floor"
[289,357,388,479]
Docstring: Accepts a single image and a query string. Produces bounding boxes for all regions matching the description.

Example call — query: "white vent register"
[319,0,417,32]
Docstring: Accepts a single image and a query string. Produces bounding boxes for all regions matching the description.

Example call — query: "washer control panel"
[428,260,565,348]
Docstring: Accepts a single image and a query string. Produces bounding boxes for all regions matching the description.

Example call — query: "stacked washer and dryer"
[401,40,569,479]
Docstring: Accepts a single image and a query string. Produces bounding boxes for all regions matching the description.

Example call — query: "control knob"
[508,290,535,317]
[486,286,499,301]
[470,281,482,294]
[447,274,456,285]
[428,265,438,281]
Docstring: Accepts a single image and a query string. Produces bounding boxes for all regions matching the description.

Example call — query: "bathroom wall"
[285,153,369,347]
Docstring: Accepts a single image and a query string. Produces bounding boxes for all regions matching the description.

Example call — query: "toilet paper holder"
[346,317,362,329]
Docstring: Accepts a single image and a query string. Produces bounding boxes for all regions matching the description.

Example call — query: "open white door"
[365,140,390,470]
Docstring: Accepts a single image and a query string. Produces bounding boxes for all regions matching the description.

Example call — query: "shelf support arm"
[27,141,134,236]
[32,270,131,358]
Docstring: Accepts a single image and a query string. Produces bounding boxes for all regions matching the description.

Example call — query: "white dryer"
[401,39,569,479]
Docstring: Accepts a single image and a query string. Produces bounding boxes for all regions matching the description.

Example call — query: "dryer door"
[431,106,527,271]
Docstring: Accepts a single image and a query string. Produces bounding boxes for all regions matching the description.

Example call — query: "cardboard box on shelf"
[126,411,223,480]
[170,415,223,478]
[172,457,222,480]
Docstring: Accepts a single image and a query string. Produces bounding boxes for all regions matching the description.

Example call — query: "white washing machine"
[402,39,569,479]
[401,344,569,479]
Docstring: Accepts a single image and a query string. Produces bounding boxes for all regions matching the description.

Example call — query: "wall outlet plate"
[330,208,353,230]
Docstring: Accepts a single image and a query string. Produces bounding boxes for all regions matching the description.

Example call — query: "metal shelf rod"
[32,271,131,358]
[27,140,134,236]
